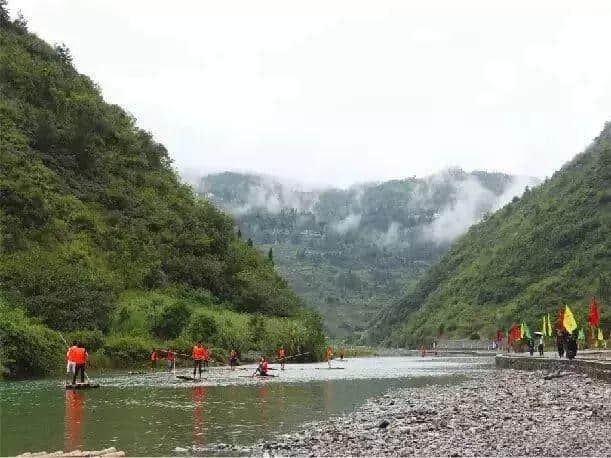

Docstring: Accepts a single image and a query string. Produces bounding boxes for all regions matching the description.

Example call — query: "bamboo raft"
[64,383,100,390]
[18,446,124,457]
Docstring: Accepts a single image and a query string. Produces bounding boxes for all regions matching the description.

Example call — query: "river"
[0,356,493,456]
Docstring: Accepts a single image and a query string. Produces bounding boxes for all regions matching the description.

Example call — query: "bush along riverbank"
[252,369,611,456]
[0,288,326,378]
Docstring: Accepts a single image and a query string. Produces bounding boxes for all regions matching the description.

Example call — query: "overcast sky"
[11,0,611,187]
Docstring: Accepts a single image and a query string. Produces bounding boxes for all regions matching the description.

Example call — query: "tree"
[246,238,253,247]
[268,247,274,265]
[237,229,242,239]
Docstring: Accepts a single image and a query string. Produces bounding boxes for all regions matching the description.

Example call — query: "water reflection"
[193,386,208,447]
[64,390,85,451]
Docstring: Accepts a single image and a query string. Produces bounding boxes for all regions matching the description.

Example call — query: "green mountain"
[0,8,324,376]
[196,170,538,338]
[371,123,611,346]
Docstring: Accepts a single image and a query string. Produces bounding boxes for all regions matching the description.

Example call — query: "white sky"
[11,0,611,187]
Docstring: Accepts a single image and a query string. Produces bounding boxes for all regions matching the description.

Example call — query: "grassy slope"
[371,124,611,346]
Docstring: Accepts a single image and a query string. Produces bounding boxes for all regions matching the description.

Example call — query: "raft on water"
[65,383,100,390]
[176,375,204,381]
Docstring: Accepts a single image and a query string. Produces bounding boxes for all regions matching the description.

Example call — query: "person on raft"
[339,348,345,361]
[278,346,286,370]
[326,346,333,368]
[72,342,88,385]
[66,340,78,384]
[166,348,176,372]
[230,349,238,370]
[192,341,205,378]
[255,356,271,376]
[150,349,160,371]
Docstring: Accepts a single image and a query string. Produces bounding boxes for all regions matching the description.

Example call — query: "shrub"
[186,311,217,341]
[67,329,105,353]
[152,301,191,339]
[103,335,153,367]
[0,301,64,377]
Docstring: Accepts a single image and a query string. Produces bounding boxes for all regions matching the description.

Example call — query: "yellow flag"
[547,313,553,337]
[541,315,546,336]
[563,305,577,333]
[598,328,604,341]
[520,322,525,338]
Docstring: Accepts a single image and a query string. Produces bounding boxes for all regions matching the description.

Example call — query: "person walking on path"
[72,343,88,385]
[557,331,565,358]
[528,338,535,356]
[278,346,286,370]
[538,335,544,356]
[192,341,205,378]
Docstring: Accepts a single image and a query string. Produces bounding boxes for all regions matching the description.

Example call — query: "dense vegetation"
[198,170,537,338]
[370,124,611,346]
[0,8,324,377]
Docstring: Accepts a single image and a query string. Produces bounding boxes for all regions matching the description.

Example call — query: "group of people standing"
[556,330,578,360]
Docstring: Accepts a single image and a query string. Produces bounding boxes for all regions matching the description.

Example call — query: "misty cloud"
[331,213,362,234]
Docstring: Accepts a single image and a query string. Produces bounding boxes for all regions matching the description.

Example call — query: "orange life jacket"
[192,346,205,360]
[67,346,78,362]
[167,351,176,361]
[73,347,88,365]
[279,348,286,358]
[151,351,159,361]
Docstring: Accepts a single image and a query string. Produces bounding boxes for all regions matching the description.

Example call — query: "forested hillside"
[371,123,611,346]
[197,170,537,338]
[0,9,324,376]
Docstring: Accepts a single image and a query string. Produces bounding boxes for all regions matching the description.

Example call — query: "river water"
[1,356,493,456]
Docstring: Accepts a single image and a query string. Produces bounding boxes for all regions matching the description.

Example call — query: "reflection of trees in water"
[65,390,85,452]
[193,386,208,447]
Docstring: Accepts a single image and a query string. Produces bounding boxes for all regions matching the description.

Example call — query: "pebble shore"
[253,369,611,456]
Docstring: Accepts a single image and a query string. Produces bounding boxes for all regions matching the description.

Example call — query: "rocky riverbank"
[253,369,611,456]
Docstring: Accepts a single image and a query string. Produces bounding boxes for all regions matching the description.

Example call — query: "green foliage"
[186,311,218,342]
[152,301,191,339]
[372,123,611,345]
[103,335,154,367]
[67,329,105,353]
[0,298,64,377]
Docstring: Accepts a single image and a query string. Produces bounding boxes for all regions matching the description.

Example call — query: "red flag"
[511,324,521,340]
[589,297,600,328]
[497,330,505,341]
[556,307,565,331]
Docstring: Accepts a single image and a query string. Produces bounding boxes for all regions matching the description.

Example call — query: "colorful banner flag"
[547,313,553,337]
[598,328,604,341]
[578,328,585,341]
[541,315,546,337]
[589,297,600,328]
[563,305,577,334]
[524,323,531,339]
[556,307,565,332]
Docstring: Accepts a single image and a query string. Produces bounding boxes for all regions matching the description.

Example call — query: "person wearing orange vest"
[192,341,205,378]
[202,345,211,372]
[278,346,286,370]
[66,340,78,383]
[72,343,88,385]
[339,348,345,361]
[230,349,238,370]
[150,349,159,371]
[326,346,333,368]
[255,356,270,376]
[166,349,176,372]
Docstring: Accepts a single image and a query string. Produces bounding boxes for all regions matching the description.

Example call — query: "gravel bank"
[253,370,611,456]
